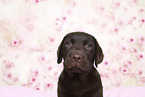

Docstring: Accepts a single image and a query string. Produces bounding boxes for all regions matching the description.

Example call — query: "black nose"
[72,55,81,62]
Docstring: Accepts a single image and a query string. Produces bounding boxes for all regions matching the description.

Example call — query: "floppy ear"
[94,38,104,67]
[57,40,64,64]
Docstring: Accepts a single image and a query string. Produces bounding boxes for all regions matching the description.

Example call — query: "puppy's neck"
[63,69,94,81]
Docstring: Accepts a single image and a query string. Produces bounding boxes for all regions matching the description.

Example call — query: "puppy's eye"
[85,44,92,49]
[65,41,72,47]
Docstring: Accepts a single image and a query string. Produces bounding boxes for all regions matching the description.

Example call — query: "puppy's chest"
[66,80,89,95]
[70,80,87,89]
[64,77,95,94]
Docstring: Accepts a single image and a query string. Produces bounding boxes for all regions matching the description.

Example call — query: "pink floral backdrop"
[0,0,145,92]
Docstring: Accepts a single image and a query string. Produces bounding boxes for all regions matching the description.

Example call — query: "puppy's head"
[57,32,103,74]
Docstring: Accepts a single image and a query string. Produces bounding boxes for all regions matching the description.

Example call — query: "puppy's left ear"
[57,40,64,64]
[94,38,104,67]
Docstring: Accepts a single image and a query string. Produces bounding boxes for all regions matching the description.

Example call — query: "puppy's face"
[57,32,103,74]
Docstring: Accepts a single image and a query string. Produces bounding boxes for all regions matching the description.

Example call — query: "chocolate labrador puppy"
[57,32,104,97]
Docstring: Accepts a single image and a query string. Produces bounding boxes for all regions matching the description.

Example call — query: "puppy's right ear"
[57,40,64,64]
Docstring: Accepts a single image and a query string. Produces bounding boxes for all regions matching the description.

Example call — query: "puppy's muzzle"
[65,50,90,73]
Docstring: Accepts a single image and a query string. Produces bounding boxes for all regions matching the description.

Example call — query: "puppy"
[57,32,104,97]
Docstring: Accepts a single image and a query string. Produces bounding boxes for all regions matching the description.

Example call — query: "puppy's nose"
[72,55,81,62]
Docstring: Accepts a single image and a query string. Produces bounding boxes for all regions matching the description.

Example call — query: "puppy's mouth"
[69,65,83,73]
[65,63,89,73]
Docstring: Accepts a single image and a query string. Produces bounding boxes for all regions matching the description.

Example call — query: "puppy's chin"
[65,65,90,74]
[69,66,83,73]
